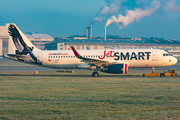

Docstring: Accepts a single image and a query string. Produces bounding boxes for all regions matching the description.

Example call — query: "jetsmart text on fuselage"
[98,50,151,60]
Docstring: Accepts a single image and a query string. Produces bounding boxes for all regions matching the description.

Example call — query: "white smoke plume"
[91,0,121,24]
[91,0,180,28]
[105,0,161,28]
[163,0,180,12]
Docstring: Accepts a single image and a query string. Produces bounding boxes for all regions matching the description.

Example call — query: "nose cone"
[171,57,178,65]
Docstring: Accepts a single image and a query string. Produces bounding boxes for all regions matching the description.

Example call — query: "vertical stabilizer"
[7,23,41,64]
[7,23,40,52]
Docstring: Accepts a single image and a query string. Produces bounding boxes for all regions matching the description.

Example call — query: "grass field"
[0,70,180,119]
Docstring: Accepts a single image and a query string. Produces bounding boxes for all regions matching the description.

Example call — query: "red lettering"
[98,50,115,59]
[107,50,115,57]
[98,50,106,59]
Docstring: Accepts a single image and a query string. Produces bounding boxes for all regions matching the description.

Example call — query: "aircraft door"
[152,50,158,61]
[37,52,43,63]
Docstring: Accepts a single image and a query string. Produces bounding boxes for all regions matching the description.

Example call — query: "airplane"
[3,23,178,77]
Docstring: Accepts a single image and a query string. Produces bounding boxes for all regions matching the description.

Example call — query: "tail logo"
[8,24,41,65]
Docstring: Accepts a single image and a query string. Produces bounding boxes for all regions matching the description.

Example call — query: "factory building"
[0,25,14,56]
[45,26,180,54]
[45,37,180,50]
[86,26,92,39]
[25,33,54,50]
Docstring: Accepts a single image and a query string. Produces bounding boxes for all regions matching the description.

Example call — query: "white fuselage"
[5,23,177,75]
[32,49,177,69]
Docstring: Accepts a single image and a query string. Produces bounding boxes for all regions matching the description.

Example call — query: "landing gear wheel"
[92,72,99,77]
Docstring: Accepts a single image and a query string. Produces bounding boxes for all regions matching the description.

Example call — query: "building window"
[2,39,8,54]
[94,46,97,49]
[77,45,80,50]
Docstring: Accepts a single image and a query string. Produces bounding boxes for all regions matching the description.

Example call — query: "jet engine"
[101,64,128,74]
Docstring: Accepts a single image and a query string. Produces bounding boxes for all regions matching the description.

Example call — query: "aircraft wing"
[71,46,127,66]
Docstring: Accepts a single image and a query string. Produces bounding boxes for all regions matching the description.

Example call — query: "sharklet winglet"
[71,46,82,58]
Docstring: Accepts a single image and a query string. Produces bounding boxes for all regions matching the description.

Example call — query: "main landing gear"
[92,67,101,77]
[92,72,99,77]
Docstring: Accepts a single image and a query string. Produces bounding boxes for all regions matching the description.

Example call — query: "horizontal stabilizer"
[6,53,28,61]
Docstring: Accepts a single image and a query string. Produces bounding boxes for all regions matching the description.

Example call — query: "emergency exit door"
[152,50,158,61]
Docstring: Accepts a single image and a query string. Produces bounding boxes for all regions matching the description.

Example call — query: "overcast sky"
[1,0,180,40]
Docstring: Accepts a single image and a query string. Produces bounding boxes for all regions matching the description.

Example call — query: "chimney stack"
[104,27,106,40]
[86,26,92,39]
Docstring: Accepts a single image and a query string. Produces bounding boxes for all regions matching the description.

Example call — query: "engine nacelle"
[101,64,128,74]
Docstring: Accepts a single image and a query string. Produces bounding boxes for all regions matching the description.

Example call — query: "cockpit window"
[163,53,169,56]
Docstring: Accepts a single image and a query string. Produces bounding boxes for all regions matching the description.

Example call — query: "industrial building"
[45,37,180,50]
[25,33,54,50]
[45,26,180,60]
[0,25,13,56]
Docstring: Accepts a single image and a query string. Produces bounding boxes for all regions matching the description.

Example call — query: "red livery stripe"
[71,46,80,57]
